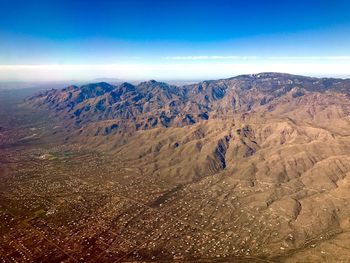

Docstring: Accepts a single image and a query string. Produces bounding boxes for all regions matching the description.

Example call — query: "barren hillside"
[3,73,350,262]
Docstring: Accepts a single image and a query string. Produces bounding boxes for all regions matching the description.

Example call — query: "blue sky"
[1,0,350,81]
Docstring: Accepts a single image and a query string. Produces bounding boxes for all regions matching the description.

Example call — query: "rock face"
[27,72,350,260]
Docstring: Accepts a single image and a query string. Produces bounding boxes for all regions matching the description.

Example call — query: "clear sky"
[1,0,350,81]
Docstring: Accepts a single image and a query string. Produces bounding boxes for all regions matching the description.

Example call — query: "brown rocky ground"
[2,73,350,262]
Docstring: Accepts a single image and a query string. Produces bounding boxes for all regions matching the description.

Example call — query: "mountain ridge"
[27,72,350,134]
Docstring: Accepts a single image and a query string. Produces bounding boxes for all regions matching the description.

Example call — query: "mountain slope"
[28,73,350,133]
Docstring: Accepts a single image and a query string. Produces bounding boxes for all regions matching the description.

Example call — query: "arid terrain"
[1,73,350,262]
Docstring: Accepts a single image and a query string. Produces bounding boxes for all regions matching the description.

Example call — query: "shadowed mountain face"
[24,73,350,261]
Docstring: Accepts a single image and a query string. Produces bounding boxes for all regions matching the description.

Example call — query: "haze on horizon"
[1,0,350,82]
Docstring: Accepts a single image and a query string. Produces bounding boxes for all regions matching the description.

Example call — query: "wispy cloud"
[163,55,350,61]
[267,56,350,60]
[2,61,350,81]
[162,56,258,60]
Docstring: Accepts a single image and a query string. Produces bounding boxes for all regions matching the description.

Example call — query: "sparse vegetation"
[1,74,350,262]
